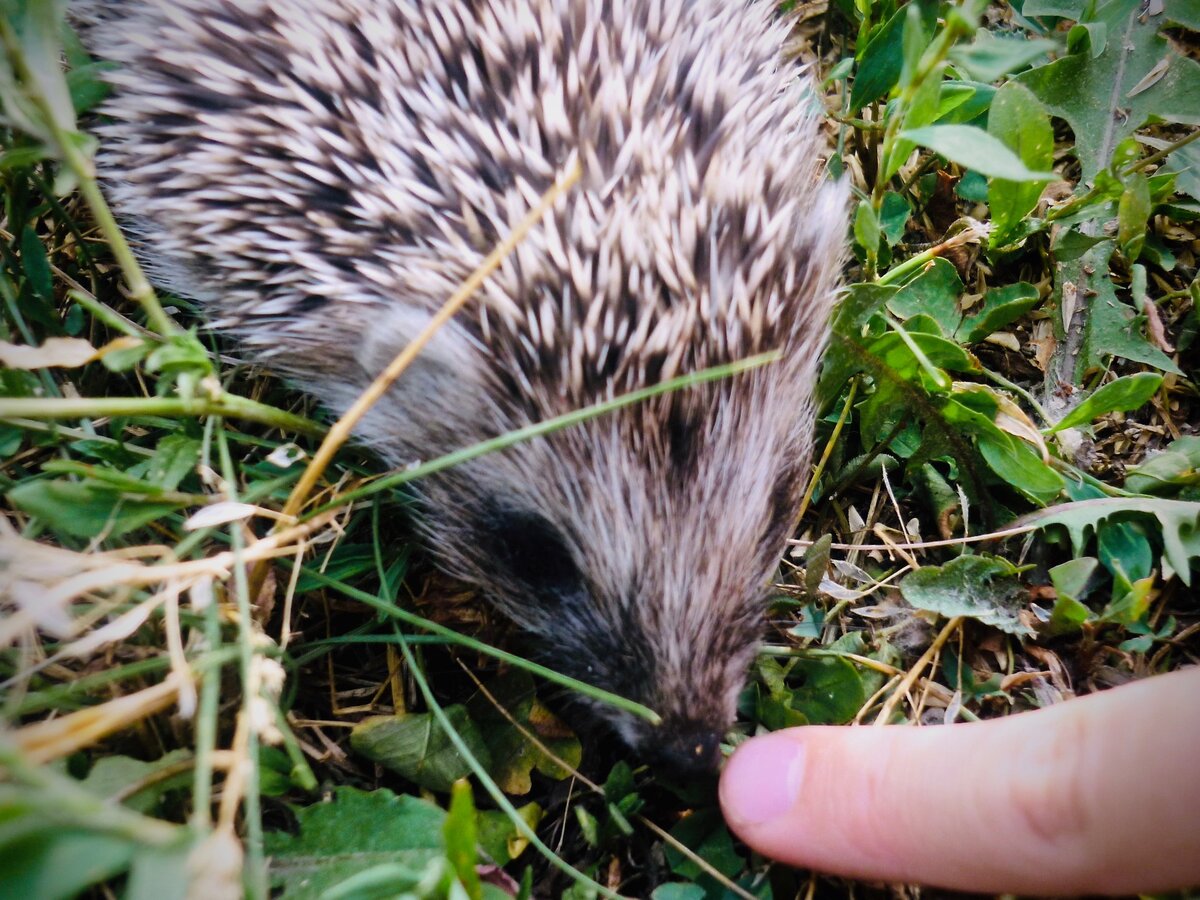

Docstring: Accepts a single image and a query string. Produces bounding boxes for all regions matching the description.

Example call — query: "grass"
[2,1,1199,898]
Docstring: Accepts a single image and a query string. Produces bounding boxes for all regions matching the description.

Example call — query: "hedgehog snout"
[640,720,725,775]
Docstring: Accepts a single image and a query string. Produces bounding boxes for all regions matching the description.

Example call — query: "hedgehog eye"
[485,508,582,598]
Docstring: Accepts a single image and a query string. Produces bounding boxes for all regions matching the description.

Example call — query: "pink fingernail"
[720,733,806,825]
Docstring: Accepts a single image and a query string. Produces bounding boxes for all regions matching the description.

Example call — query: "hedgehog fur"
[76,0,848,770]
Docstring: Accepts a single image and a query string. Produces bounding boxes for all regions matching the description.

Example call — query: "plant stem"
[313,352,781,515]
[0,393,323,435]
[297,566,662,725]
[216,426,267,900]
[0,19,177,336]
[393,626,628,900]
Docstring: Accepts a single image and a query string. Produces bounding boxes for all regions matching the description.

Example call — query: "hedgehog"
[75,0,847,772]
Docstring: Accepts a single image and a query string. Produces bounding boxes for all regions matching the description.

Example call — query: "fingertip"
[719,730,807,827]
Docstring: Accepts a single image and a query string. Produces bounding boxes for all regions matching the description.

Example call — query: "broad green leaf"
[976,429,1065,504]
[900,125,1057,181]
[787,655,869,724]
[900,555,1033,635]
[1067,22,1108,57]
[1053,228,1109,261]
[849,2,937,109]
[6,479,184,539]
[949,32,1056,82]
[887,257,963,335]
[0,829,134,900]
[1021,0,1089,18]
[1016,497,1200,586]
[1166,1,1200,30]
[1124,436,1200,497]
[1016,1,1200,178]
[987,83,1055,247]
[957,282,1040,342]
[665,810,743,880]
[1047,595,1092,633]
[125,841,195,900]
[79,751,192,815]
[1047,556,1097,634]
[1047,373,1162,432]
[265,787,447,899]
[1162,135,1200,201]
[350,705,492,793]
[935,81,996,125]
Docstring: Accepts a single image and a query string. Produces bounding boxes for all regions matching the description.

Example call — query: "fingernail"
[720,733,806,825]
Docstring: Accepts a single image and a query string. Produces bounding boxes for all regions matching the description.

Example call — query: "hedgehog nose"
[648,726,724,775]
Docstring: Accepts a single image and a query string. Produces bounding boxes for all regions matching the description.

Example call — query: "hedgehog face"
[408,378,816,771]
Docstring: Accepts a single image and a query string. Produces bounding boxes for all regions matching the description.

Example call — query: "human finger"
[719,668,1200,895]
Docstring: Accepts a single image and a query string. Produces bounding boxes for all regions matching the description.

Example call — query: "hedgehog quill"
[76,0,848,772]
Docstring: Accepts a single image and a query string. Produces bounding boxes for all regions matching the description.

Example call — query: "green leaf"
[477,804,541,867]
[900,124,1057,181]
[1117,172,1152,260]
[0,829,134,900]
[1047,373,1162,433]
[1070,244,1184,376]
[976,429,1065,504]
[958,282,1040,342]
[879,191,911,246]
[885,63,945,179]
[19,225,53,303]
[850,2,936,109]
[853,199,881,257]
[987,83,1055,247]
[787,655,869,724]
[949,32,1056,82]
[79,751,192,815]
[350,706,492,793]
[1067,21,1108,57]
[146,434,202,491]
[664,810,743,880]
[1124,436,1200,497]
[444,781,483,900]
[465,670,581,795]
[1017,497,1200,586]
[1052,228,1109,261]
[265,787,447,900]
[935,80,996,124]
[1162,137,1200,202]
[900,555,1033,635]
[1016,2,1200,178]
[887,257,963,335]
[1021,0,1089,19]
[6,479,184,539]
[1049,556,1099,601]
[651,885,707,900]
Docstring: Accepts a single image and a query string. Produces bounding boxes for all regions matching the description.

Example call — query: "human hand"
[719,667,1200,895]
